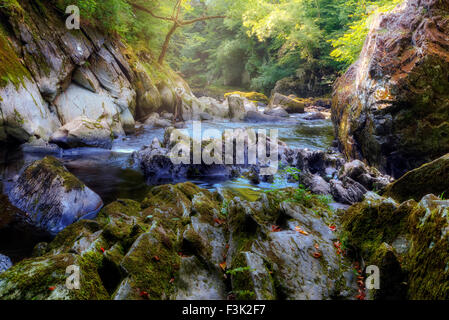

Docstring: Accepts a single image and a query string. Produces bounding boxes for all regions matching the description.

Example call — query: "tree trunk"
[158,22,178,64]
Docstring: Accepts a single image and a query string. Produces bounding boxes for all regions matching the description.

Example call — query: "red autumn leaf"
[214,218,225,225]
[313,251,322,258]
[225,244,230,249]
[140,291,149,298]
[100,247,105,253]
[169,278,175,284]
[153,256,160,261]
[329,225,336,232]
[271,225,281,232]
[48,286,56,291]
[334,241,341,249]
[219,261,227,271]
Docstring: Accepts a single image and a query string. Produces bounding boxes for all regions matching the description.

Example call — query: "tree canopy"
[54,0,404,95]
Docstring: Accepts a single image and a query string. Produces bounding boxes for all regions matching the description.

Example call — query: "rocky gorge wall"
[332,0,449,178]
[0,0,205,146]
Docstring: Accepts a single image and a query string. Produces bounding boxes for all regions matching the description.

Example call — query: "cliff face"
[332,0,449,178]
[0,1,203,145]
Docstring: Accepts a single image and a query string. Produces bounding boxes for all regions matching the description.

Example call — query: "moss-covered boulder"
[383,154,449,203]
[8,156,103,234]
[341,192,449,299]
[224,91,269,104]
[0,253,109,300]
[332,0,449,178]
[268,93,307,113]
[225,191,357,300]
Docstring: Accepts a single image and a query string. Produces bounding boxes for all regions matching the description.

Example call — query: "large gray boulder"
[50,116,117,149]
[9,157,103,234]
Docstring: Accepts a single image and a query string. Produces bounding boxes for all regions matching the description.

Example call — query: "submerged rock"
[0,254,12,274]
[332,0,449,178]
[264,107,289,118]
[8,157,103,234]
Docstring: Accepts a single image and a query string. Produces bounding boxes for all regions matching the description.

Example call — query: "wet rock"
[144,113,172,128]
[50,116,116,149]
[8,157,103,234]
[227,95,246,121]
[244,111,292,123]
[198,97,229,119]
[330,178,367,205]
[264,107,289,118]
[300,173,331,195]
[332,0,449,178]
[0,254,12,274]
[303,112,326,121]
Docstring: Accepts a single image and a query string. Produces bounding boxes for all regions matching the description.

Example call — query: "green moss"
[383,154,449,203]
[0,25,30,89]
[25,156,85,192]
[47,220,101,254]
[120,228,181,300]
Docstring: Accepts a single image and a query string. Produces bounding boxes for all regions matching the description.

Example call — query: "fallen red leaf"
[313,251,322,258]
[329,225,336,232]
[100,247,105,253]
[271,225,282,232]
[219,261,227,271]
[153,256,160,261]
[169,278,175,284]
[214,218,225,225]
[48,286,56,291]
[140,291,149,298]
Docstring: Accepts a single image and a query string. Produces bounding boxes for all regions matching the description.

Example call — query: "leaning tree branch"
[180,15,227,26]
[129,3,174,22]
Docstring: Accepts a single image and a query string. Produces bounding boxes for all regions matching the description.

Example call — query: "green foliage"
[329,0,403,66]
[226,266,256,275]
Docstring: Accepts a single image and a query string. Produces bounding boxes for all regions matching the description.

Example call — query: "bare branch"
[180,15,226,26]
[129,3,174,22]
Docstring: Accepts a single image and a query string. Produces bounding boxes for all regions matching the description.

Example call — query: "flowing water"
[0,112,334,261]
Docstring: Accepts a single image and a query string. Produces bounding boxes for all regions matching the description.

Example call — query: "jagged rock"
[332,0,449,178]
[342,192,449,299]
[0,254,12,274]
[8,157,103,234]
[225,194,357,300]
[174,256,226,300]
[299,173,331,195]
[227,95,247,121]
[330,178,367,205]
[384,153,449,203]
[199,97,230,119]
[50,116,117,149]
